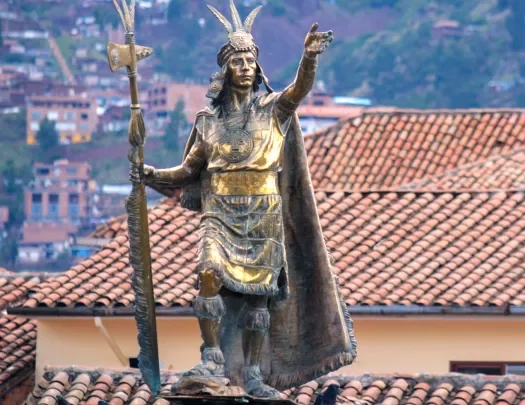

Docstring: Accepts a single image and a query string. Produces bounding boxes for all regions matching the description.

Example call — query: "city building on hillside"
[0,19,48,40]
[24,160,97,227]
[297,87,368,134]
[18,222,76,265]
[26,94,98,144]
[432,20,463,40]
[146,82,208,136]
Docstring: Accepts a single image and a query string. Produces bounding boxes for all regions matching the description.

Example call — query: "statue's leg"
[239,295,280,399]
[183,269,226,377]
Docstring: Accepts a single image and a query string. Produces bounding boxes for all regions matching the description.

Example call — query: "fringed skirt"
[197,194,285,296]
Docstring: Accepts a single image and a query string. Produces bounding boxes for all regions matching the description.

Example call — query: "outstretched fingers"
[310,22,319,33]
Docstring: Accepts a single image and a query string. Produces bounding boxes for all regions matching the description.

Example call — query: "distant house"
[26,94,98,145]
[24,160,96,227]
[18,222,75,264]
[1,20,48,40]
[146,81,209,136]
[297,88,366,134]
[432,20,463,39]
[98,106,129,133]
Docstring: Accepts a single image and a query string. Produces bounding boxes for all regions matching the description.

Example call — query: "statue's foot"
[244,365,280,399]
[244,379,281,399]
[183,362,225,377]
[183,346,226,378]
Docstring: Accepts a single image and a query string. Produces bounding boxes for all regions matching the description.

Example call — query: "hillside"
[316,0,525,108]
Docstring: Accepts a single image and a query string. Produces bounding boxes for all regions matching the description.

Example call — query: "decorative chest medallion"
[218,129,254,163]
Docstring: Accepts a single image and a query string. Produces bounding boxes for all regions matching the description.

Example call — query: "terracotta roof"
[402,148,525,191]
[0,271,45,398]
[304,109,525,191]
[0,206,8,224]
[0,316,36,395]
[90,213,127,239]
[21,223,74,245]
[0,273,49,310]
[18,189,525,311]
[24,367,525,405]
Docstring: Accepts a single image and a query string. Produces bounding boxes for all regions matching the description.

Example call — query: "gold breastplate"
[202,105,284,172]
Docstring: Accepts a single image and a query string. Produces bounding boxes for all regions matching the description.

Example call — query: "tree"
[0,159,27,268]
[36,117,60,162]
[164,99,186,152]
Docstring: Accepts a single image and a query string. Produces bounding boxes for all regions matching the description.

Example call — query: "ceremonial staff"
[106,0,160,395]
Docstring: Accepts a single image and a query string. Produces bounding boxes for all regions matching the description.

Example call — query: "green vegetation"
[317,0,525,108]
[164,99,186,153]
[0,160,29,268]
[36,117,61,163]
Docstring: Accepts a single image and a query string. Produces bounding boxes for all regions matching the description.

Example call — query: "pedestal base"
[169,376,295,405]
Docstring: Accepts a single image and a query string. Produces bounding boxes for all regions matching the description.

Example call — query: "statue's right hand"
[129,165,156,185]
[143,164,157,185]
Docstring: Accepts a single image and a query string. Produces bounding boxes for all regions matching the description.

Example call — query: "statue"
[113,0,357,399]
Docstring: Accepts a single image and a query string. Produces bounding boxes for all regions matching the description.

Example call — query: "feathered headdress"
[206,0,272,99]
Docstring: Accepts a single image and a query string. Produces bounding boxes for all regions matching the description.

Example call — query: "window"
[32,194,42,220]
[64,111,75,120]
[47,111,58,120]
[79,123,89,131]
[48,194,59,219]
[161,87,166,94]
[36,168,50,176]
[56,122,76,131]
[313,100,325,106]
[161,98,166,105]
[68,194,79,221]
[451,362,525,376]
[81,113,89,120]
[67,167,77,175]
[31,111,42,120]
[31,122,40,131]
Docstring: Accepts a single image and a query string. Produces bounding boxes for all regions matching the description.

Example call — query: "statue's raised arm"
[277,23,334,115]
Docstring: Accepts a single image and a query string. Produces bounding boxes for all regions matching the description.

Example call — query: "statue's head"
[206,0,273,103]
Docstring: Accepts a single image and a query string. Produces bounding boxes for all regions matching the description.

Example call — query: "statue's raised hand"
[304,23,333,56]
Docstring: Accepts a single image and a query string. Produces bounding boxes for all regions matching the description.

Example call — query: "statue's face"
[228,51,257,88]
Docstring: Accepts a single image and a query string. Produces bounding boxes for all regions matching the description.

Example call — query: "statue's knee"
[238,296,270,331]
[199,268,222,297]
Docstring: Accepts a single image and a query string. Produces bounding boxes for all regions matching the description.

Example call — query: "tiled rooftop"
[25,367,525,405]
[0,316,36,390]
[304,109,525,191]
[0,271,46,397]
[0,272,49,310]
[19,189,525,311]
[402,147,525,191]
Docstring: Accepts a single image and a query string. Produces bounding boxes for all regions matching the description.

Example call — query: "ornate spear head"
[107,42,153,72]
[106,0,153,72]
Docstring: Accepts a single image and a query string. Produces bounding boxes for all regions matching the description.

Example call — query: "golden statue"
[130,0,356,398]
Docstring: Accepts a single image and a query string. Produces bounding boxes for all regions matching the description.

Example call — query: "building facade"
[26,94,98,145]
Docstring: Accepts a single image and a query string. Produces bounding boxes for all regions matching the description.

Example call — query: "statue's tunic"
[185,94,290,295]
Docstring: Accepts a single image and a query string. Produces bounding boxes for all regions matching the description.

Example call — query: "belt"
[210,171,279,196]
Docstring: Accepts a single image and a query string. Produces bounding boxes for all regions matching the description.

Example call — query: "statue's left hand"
[304,23,333,56]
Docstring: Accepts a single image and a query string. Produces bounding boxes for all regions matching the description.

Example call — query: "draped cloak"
[153,92,357,391]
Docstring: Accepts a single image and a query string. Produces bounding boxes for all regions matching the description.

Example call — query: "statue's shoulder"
[256,92,282,109]
[196,105,219,118]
